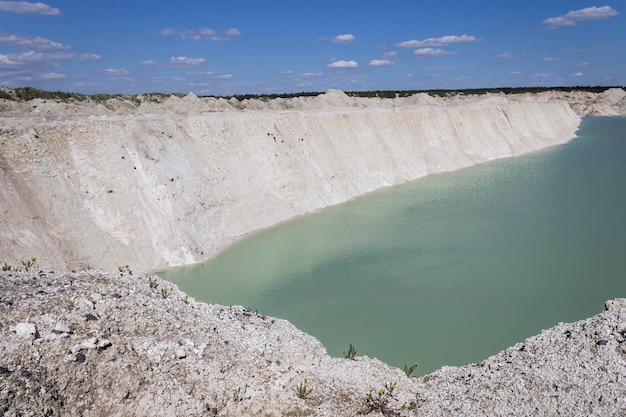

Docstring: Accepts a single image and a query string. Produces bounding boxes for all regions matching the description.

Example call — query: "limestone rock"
[1,269,625,416]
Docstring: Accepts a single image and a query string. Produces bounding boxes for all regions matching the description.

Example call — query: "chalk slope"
[0,90,581,272]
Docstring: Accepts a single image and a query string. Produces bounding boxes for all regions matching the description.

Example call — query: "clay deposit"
[0,89,597,273]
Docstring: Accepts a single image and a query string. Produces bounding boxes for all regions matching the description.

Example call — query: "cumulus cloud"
[531,73,551,77]
[103,68,129,75]
[572,72,584,77]
[327,60,358,68]
[496,51,518,59]
[198,27,216,36]
[413,48,453,57]
[369,59,393,66]
[168,56,206,66]
[0,1,60,15]
[217,74,233,79]
[77,53,101,61]
[301,72,323,77]
[0,50,72,68]
[161,27,241,41]
[187,70,214,76]
[0,34,70,50]
[382,51,397,58]
[40,71,64,79]
[542,6,619,28]
[139,59,156,65]
[397,34,478,48]
[331,34,355,44]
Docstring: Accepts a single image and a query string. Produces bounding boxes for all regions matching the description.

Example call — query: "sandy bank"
[0,90,582,273]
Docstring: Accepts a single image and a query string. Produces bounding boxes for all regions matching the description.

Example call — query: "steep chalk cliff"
[1,91,580,272]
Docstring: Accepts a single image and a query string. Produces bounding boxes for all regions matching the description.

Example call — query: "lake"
[160,116,626,375]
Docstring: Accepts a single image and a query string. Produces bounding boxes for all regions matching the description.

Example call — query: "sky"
[0,1,624,95]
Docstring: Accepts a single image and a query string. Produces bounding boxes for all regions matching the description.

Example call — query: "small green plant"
[343,343,358,360]
[2,262,11,271]
[403,361,419,377]
[232,386,243,402]
[160,287,172,298]
[296,378,312,399]
[148,276,159,289]
[359,382,400,416]
[405,392,424,411]
[118,264,132,275]
[21,257,37,271]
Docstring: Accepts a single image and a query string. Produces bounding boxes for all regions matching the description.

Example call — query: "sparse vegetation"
[21,257,37,271]
[359,382,401,416]
[148,276,159,289]
[160,287,172,298]
[118,264,132,275]
[2,85,622,105]
[343,343,358,360]
[2,262,11,271]
[405,392,424,411]
[232,386,243,402]
[296,378,312,399]
[403,362,419,377]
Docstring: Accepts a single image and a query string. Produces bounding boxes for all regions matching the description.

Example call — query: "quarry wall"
[0,92,581,272]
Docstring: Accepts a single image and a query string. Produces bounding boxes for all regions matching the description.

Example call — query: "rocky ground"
[1,269,625,416]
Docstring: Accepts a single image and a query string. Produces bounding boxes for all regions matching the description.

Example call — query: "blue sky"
[0,1,623,95]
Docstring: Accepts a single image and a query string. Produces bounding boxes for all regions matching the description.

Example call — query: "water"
[160,117,626,375]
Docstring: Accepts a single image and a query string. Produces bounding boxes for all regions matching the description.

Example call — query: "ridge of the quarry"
[1,88,626,416]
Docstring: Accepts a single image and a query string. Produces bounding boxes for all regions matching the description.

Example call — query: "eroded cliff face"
[0,91,581,272]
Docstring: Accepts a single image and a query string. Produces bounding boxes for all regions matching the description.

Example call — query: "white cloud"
[369,59,393,66]
[161,27,241,41]
[327,60,358,68]
[103,68,129,75]
[331,34,355,44]
[217,74,233,79]
[531,73,551,77]
[496,51,517,59]
[382,51,397,58]
[572,72,584,77]
[542,6,619,28]
[397,34,478,48]
[413,48,453,57]
[0,34,70,50]
[40,71,64,79]
[140,59,156,65]
[0,49,99,70]
[0,1,60,15]
[198,27,216,36]
[187,70,214,76]
[301,72,323,77]
[543,57,560,62]
[77,53,101,61]
[168,56,205,66]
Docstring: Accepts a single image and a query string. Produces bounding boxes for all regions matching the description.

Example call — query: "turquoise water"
[161,117,626,375]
